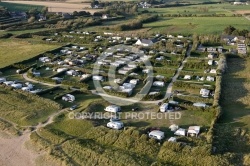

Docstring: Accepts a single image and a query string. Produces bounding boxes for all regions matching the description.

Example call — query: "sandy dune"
[0,132,38,166]
[2,1,102,14]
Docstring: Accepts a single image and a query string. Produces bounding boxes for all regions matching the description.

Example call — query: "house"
[168,137,177,142]
[105,105,121,113]
[0,77,6,83]
[93,75,104,81]
[200,88,210,97]
[184,75,191,80]
[148,130,165,140]
[135,39,154,47]
[193,102,207,108]
[206,76,215,82]
[160,103,169,112]
[187,126,201,137]
[169,124,179,132]
[153,81,165,87]
[107,121,124,130]
[62,94,75,102]
[174,128,186,136]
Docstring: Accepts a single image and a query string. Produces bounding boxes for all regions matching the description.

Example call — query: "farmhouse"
[153,81,165,87]
[105,105,121,113]
[187,126,201,137]
[148,130,165,140]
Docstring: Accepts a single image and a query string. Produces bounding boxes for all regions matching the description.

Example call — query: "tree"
[223,25,236,35]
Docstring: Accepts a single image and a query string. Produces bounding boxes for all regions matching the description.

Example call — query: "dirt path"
[0,108,67,166]
[22,73,59,87]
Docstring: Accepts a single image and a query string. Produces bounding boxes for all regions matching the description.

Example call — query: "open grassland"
[0,2,43,11]
[0,86,61,126]
[144,16,250,35]
[219,56,250,130]
[0,39,60,68]
[2,1,102,14]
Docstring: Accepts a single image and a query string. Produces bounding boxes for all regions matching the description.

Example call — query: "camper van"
[148,130,165,140]
[105,105,121,113]
[160,103,169,112]
[107,121,124,130]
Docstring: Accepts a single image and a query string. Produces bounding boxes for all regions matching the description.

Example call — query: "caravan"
[107,121,124,130]
[148,130,165,140]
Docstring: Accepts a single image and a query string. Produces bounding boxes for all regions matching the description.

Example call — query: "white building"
[208,60,213,66]
[206,76,215,82]
[200,88,210,97]
[184,75,191,80]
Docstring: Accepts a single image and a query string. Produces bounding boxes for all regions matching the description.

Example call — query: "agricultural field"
[2,1,102,14]
[144,16,250,35]
[0,39,61,68]
[0,2,43,12]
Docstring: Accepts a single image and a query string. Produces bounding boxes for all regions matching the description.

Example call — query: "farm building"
[148,130,165,140]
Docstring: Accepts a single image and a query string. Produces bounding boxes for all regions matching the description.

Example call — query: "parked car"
[70,105,78,110]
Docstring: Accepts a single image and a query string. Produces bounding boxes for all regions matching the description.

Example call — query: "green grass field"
[0,86,61,126]
[0,2,43,12]
[219,56,250,130]
[144,16,250,34]
[0,39,60,68]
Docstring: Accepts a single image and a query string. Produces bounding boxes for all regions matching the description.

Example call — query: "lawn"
[0,39,60,68]
[0,2,44,12]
